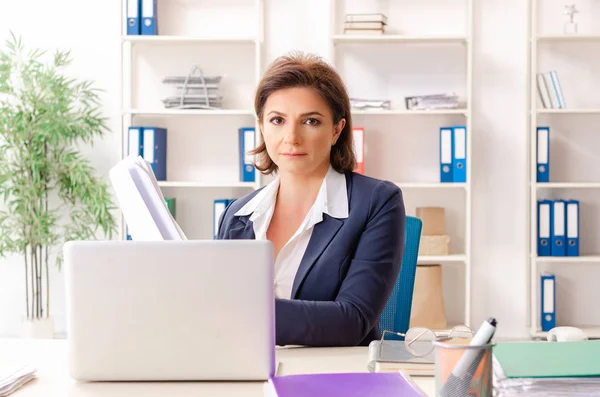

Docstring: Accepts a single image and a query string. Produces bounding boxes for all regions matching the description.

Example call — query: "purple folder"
[266,372,426,397]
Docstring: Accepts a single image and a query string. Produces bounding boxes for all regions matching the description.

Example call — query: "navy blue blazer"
[216,172,406,347]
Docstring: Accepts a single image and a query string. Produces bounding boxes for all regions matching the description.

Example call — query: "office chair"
[379,216,423,337]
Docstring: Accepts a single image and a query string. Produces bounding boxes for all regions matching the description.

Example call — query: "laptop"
[63,239,275,382]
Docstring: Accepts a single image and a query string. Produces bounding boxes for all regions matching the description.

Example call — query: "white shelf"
[535,255,600,263]
[332,34,468,44]
[536,34,600,42]
[418,255,467,264]
[157,181,255,188]
[535,182,600,189]
[124,109,255,116]
[394,182,467,189]
[532,326,600,339]
[122,35,257,45]
[536,108,600,114]
[352,109,468,116]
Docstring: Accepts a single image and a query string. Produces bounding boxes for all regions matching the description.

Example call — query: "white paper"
[109,155,187,241]
[0,362,36,396]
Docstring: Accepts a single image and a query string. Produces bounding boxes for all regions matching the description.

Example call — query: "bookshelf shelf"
[124,109,255,117]
[393,182,467,189]
[528,0,600,338]
[330,0,474,328]
[157,181,256,188]
[536,34,600,42]
[532,325,600,339]
[535,182,600,189]
[332,34,468,44]
[535,255,600,263]
[418,255,467,264]
[536,108,600,115]
[122,36,257,45]
[120,0,265,240]
[352,109,468,116]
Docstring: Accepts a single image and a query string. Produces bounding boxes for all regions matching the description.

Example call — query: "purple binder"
[266,372,426,397]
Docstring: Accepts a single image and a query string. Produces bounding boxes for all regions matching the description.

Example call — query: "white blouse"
[234,165,349,299]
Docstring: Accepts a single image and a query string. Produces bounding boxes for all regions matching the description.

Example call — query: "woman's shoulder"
[346,172,403,203]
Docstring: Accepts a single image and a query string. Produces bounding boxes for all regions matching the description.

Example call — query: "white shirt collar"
[234,165,349,221]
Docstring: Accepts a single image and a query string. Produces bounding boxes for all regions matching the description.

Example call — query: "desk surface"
[0,338,435,396]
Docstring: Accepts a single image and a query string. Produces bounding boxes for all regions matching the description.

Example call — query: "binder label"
[543,277,554,313]
[441,129,451,164]
[567,203,578,237]
[454,127,466,159]
[539,203,550,238]
[554,201,565,236]
[537,128,548,164]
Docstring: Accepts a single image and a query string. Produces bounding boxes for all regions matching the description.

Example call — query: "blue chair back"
[379,216,423,337]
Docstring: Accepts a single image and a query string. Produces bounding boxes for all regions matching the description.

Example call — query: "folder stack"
[161,65,224,110]
[405,93,460,111]
[343,13,387,35]
[439,126,467,183]
[493,340,600,396]
[126,0,158,35]
[537,199,579,257]
[128,126,168,181]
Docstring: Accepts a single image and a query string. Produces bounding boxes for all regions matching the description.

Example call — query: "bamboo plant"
[0,33,117,321]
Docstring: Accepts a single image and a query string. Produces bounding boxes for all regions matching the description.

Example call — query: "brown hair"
[251,51,356,175]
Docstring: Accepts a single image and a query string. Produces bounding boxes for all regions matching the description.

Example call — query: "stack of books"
[405,93,460,111]
[343,13,387,35]
[536,70,566,109]
[161,65,224,110]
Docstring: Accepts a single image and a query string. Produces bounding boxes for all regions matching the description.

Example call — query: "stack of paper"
[493,340,600,397]
[109,155,186,241]
[0,362,36,396]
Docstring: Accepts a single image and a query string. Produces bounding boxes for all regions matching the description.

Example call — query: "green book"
[494,340,600,378]
[165,197,176,219]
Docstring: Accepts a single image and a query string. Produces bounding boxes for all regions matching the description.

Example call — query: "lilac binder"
[266,372,425,397]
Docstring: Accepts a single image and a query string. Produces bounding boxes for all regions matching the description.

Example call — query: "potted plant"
[0,33,117,338]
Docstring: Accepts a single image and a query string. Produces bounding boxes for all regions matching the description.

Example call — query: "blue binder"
[239,127,256,182]
[566,199,580,256]
[126,0,141,35]
[213,199,234,238]
[127,126,143,157]
[551,200,566,256]
[537,199,551,256]
[541,273,556,332]
[536,126,550,183]
[452,126,467,183]
[142,127,167,181]
[439,127,453,183]
[141,0,158,35]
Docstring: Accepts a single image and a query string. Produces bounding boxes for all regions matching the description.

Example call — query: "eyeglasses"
[379,324,474,357]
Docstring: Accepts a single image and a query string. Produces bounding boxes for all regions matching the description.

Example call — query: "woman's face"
[259,87,345,177]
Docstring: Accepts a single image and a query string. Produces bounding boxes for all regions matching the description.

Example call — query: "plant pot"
[22,317,54,339]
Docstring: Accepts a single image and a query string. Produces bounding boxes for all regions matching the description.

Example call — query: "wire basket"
[161,65,223,110]
[433,340,495,397]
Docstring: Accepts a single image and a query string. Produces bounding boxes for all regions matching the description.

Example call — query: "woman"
[217,51,406,347]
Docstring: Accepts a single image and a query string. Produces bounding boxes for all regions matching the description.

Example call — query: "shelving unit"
[119,0,264,240]
[528,0,600,338]
[329,0,474,328]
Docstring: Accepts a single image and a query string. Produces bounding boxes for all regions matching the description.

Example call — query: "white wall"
[1,0,597,339]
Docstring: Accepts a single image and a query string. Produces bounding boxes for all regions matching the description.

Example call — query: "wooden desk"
[1,339,435,396]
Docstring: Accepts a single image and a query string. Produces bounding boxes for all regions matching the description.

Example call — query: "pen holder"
[433,340,495,397]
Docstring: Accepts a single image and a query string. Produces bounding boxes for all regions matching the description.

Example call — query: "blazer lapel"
[227,216,256,240]
[290,215,343,298]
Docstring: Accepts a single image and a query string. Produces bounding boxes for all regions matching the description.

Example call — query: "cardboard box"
[410,264,447,330]
[416,207,445,235]
[418,235,450,256]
